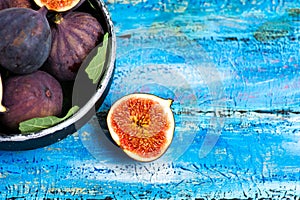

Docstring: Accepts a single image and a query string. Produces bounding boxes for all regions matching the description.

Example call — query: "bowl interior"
[0,0,116,150]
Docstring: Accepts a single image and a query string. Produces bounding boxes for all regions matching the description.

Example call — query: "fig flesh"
[0,7,51,74]
[0,74,7,113]
[1,71,63,130]
[34,0,83,12]
[44,11,104,81]
[107,94,175,162]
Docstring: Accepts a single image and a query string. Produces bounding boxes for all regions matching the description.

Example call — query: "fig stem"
[0,74,7,113]
[53,13,64,24]
[38,6,49,17]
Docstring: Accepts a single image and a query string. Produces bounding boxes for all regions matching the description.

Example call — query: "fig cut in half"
[0,74,6,113]
[107,93,175,162]
[34,0,82,12]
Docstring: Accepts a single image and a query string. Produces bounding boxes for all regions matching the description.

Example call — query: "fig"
[0,0,31,10]
[43,11,104,81]
[1,71,63,130]
[0,7,51,74]
[107,94,175,162]
[0,74,7,113]
[34,0,83,12]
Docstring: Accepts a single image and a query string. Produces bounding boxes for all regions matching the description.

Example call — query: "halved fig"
[107,93,175,162]
[0,74,7,113]
[34,0,83,12]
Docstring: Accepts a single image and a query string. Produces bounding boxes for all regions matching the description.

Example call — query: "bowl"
[0,0,116,150]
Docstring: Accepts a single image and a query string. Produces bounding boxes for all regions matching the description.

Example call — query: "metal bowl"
[0,0,116,150]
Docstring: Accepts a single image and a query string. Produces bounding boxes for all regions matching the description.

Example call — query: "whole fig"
[0,0,31,10]
[1,71,63,130]
[44,11,104,81]
[0,7,51,74]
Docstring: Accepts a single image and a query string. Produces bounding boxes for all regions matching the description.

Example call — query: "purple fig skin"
[1,71,63,131]
[44,11,104,81]
[0,0,31,10]
[0,7,51,74]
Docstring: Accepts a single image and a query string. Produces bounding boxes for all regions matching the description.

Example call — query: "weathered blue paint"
[0,0,300,199]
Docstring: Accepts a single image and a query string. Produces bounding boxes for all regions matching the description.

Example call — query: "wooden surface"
[1,0,300,198]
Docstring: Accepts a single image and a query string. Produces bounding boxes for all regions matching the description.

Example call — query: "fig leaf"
[87,0,96,10]
[19,106,80,133]
[85,32,109,84]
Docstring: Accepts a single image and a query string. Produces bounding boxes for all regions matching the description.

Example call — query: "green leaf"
[87,0,97,10]
[19,106,80,133]
[85,33,109,84]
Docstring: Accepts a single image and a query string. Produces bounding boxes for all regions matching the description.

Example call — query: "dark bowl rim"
[0,0,116,143]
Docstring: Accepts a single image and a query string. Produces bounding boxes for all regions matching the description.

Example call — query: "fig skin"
[0,7,51,74]
[43,11,104,81]
[0,0,31,10]
[1,71,63,131]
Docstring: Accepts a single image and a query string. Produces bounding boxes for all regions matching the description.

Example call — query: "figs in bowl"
[0,0,116,150]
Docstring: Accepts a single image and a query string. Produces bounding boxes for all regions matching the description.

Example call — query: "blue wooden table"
[1,0,300,199]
